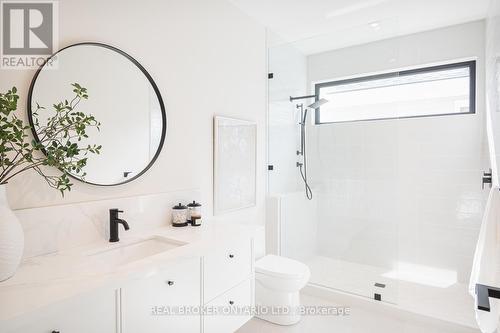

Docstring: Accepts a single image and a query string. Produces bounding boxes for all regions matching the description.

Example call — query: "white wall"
[1,0,267,225]
[307,21,488,283]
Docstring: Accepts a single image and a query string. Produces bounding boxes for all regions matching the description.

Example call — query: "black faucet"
[109,209,130,242]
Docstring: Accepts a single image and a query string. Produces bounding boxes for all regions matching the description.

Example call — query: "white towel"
[469,187,500,333]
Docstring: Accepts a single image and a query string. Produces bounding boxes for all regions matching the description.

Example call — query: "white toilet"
[255,254,311,325]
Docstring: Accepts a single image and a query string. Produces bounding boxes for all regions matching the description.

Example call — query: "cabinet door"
[121,257,201,333]
[2,287,118,333]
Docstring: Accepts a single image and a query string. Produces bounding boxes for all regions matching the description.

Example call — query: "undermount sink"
[87,237,186,268]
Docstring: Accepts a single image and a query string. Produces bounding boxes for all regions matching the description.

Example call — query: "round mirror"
[28,43,166,186]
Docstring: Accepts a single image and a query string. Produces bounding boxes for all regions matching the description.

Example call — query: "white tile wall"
[310,102,488,283]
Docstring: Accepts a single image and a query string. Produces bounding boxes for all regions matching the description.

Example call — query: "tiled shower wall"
[307,21,489,283]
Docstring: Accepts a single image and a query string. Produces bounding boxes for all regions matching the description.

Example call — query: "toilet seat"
[256,255,309,280]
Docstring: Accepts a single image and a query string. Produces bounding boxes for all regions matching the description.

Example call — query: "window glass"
[316,61,475,123]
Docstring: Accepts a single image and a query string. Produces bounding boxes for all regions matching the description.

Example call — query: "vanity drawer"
[121,257,201,333]
[203,278,254,333]
[204,238,253,302]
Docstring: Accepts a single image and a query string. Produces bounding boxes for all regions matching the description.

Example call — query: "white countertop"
[0,220,262,322]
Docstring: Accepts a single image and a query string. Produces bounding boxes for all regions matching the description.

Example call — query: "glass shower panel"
[267,42,306,195]
[267,29,402,305]
[267,20,488,325]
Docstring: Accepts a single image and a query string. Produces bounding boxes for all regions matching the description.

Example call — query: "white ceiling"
[228,0,491,54]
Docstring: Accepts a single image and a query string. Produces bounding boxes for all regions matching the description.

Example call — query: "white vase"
[0,184,24,282]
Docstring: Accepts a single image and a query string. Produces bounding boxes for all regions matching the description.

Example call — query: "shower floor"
[305,256,476,328]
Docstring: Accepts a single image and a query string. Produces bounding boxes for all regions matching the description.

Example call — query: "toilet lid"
[255,255,309,279]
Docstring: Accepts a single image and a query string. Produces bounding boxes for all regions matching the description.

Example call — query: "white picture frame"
[213,116,257,215]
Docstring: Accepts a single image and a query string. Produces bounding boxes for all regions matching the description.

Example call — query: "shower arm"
[289,94,317,102]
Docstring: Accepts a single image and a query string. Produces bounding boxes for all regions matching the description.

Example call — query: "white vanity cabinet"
[121,256,202,333]
[1,235,255,333]
[2,287,118,333]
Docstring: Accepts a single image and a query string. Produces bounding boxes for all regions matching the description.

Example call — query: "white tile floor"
[237,293,479,333]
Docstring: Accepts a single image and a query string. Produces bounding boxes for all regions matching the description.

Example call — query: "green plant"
[0,84,101,195]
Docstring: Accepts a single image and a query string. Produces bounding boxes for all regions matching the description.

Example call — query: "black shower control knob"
[229,254,234,258]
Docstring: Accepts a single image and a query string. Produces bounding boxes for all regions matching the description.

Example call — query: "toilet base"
[255,281,302,326]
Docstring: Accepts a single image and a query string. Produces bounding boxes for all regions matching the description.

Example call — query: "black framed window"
[315,60,476,124]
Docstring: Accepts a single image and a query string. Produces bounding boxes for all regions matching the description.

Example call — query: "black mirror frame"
[27,42,167,187]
